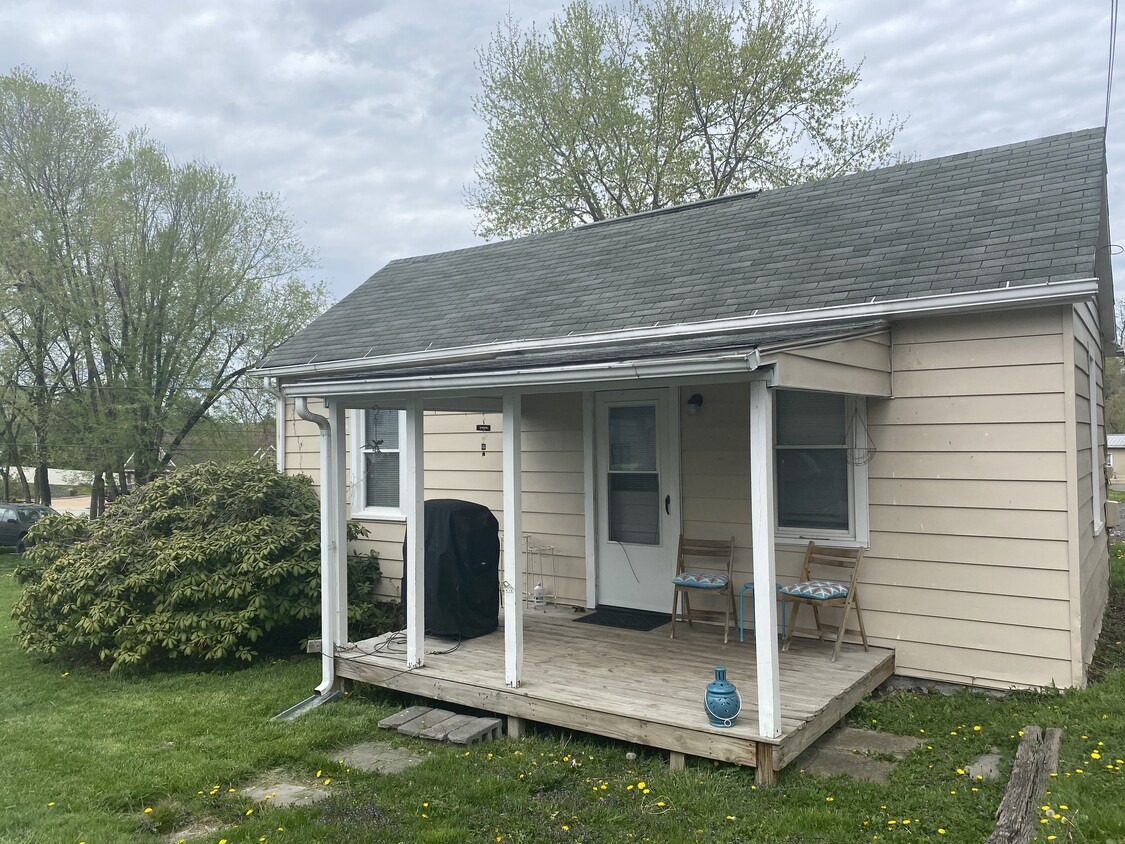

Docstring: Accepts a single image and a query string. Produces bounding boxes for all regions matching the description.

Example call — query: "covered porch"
[335,608,894,783]
[281,323,894,786]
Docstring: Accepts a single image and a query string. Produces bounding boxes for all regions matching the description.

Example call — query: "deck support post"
[502,391,524,687]
[404,397,426,668]
[507,715,526,739]
[668,751,686,771]
[749,379,782,740]
[755,743,778,787]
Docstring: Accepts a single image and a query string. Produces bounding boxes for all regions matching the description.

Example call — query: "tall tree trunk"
[89,472,104,518]
[15,465,31,502]
[34,462,51,506]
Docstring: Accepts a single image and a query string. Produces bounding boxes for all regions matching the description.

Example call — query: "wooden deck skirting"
[335,612,894,785]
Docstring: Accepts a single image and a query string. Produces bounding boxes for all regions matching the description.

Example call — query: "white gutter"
[283,348,764,399]
[253,278,1099,380]
[295,397,339,698]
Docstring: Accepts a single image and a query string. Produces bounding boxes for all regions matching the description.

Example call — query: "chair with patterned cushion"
[780,541,868,661]
[670,535,736,643]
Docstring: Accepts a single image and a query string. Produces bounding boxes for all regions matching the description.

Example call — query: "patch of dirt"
[164,818,222,843]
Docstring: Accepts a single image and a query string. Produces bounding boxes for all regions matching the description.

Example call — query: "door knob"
[665,495,671,515]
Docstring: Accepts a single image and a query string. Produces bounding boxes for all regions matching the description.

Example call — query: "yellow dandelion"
[973,726,981,731]
[323,778,331,785]
[1059,804,1068,810]
[316,769,321,777]
[826,796,834,802]
[144,807,152,814]
[562,825,570,831]
[956,768,965,775]
[726,815,736,821]
[657,801,666,807]
[938,829,946,835]
[246,808,254,816]
[47,802,55,807]
[638,781,647,789]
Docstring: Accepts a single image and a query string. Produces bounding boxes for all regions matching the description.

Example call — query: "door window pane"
[608,473,660,545]
[608,405,657,471]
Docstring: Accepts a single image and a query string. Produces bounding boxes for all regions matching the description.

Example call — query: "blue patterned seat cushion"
[779,579,849,600]
[672,572,729,589]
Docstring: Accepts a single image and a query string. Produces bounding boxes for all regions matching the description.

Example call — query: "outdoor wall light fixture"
[687,393,704,414]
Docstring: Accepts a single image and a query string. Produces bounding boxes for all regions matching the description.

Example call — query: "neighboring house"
[1107,434,1125,481]
[257,129,1113,772]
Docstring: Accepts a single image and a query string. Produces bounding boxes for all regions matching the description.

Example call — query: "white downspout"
[295,397,340,697]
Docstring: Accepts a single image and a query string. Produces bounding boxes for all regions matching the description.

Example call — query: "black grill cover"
[401,499,500,639]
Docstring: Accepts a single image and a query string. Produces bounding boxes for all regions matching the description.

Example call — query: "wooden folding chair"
[780,541,868,661]
[669,535,736,643]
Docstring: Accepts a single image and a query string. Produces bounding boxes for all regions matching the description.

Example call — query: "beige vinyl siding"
[1070,299,1110,674]
[865,307,1073,688]
[763,331,892,396]
[519,393,588,606]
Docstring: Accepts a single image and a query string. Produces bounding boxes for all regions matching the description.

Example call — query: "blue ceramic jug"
[704,666,741,727]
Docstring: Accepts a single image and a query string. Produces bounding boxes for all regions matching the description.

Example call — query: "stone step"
[379,706,504,745]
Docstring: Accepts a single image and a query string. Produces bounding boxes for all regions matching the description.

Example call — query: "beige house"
[257,129,1113,781]
[1107,434,1125,481]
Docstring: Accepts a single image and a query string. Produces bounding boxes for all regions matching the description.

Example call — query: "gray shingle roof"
[264,128,1107,371]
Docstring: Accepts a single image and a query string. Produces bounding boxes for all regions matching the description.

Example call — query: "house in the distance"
[1107,433,1125,481]
[257,128,1114,783]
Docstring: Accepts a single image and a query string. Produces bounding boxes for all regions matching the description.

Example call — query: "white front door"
[595,388,680,612]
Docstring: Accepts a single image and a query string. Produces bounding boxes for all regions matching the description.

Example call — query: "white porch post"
[749,379,781,740]
[404,397,426,668]
[502,391,524,687]
[326,401,349,653]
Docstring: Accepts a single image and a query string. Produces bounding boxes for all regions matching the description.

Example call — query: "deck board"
[336,610,893,777]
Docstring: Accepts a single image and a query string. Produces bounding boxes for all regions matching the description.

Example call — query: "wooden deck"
[335,611,893,784]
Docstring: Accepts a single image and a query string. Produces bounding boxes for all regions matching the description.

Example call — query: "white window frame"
[1089,346,1104,536]
[350,408,407,521]
[774,391,870,548]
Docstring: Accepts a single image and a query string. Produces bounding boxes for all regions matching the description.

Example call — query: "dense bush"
[11,460,388,670]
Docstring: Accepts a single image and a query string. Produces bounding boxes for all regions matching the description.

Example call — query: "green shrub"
[11,460,388,670]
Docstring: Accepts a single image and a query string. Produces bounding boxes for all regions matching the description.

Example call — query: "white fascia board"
[283,349,764,399]
[253,277,1099,380]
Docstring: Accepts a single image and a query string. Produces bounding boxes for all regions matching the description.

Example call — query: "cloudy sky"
[1,0,1121,300]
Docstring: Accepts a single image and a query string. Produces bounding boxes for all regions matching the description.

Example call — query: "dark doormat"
[573,606,671,632]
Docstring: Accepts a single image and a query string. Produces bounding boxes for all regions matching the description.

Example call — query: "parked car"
[0,503,58,553]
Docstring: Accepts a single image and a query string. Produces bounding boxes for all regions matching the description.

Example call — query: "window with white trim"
[1089,347,1104,535]
[352,408,405,518]
[774,390,869,543]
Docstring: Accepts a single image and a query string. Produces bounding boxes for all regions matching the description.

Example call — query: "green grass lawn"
[2,551,1124,844]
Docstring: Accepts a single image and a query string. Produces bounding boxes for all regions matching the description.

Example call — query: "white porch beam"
[582,391,597,610]
[326,401,349,653]
[502,391,524,687]
[403,396,426,668]
[749,380,781,739]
